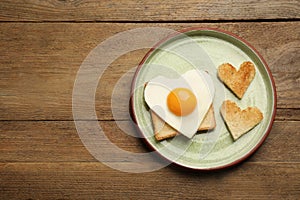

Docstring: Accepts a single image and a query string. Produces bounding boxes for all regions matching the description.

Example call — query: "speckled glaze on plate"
[130,28,276,170]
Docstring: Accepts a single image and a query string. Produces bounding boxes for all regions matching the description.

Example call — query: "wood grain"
[0,0,299,22]
[0,22,299,121]
[0,121,299,163]
[275,108,300,121]
[0,162,299,199]
[0,0,298,199]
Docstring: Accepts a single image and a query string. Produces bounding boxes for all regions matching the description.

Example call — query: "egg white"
[144,69,215,138]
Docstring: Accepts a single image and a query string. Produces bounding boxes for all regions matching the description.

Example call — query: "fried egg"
[144,69,215,138]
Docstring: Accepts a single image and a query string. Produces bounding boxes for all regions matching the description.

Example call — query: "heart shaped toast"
[151,105,216,141]
[218,61,255,99]
[220,100,263,140]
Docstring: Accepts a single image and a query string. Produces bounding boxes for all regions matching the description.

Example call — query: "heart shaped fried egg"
[144,69,215,138]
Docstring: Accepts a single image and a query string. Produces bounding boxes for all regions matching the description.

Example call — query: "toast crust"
[151,105,216,141]
[220,100,263,140]
[218,62,255,99]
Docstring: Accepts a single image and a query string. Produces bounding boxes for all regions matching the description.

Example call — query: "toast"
[218,61,255,99]
[220,100,263,140]
[151,105,216,141]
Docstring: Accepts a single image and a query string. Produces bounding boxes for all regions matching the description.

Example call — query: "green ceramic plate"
[130,28,276,170]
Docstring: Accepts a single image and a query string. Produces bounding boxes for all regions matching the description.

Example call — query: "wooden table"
[0,1,299,199]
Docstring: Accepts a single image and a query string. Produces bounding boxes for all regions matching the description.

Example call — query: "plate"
[130,28,276,170]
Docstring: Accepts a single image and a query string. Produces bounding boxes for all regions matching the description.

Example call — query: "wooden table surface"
[0,0,299,199]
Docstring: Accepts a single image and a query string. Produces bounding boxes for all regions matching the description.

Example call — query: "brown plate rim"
[129,27,277,171]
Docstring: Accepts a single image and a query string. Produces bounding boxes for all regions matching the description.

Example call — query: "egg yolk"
[167,88,197,116]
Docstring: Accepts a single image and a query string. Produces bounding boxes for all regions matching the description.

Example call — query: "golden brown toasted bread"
[151,105,216,141]
[218,61,256,99]
[220,100,263,140]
